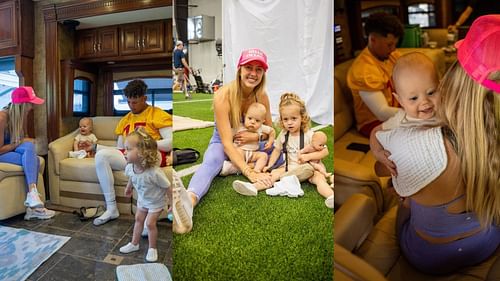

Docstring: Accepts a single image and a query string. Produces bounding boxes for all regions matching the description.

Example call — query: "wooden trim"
[43,0,172,22]
[45,21,59,142]
[102,70,114,116]
[60,190,131,203]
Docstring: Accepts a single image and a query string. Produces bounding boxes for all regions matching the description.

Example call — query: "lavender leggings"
[187,126,283,200]
[0,142,39,192]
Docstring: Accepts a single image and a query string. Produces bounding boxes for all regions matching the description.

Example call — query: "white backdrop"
[222,0,333,125]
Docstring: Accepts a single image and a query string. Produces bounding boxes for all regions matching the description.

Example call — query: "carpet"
[173,115,213,132]
[116,263,172,281]
[0,225,70,281]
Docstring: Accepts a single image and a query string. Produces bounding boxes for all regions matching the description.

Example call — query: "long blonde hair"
[438,61,500,226]
[7,103,29,144]
[222,68,267,129]
[278,93,311,132]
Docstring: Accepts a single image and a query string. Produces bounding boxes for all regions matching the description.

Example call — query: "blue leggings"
[187,127,283,201]
[0,142,39,192]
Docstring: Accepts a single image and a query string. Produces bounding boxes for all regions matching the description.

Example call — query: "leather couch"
[333,48,446,214]
[0,156,46,220]
[48,116,171,214]
[334,194,500,281]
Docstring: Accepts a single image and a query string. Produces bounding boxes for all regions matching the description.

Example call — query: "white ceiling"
[74,6,172,30]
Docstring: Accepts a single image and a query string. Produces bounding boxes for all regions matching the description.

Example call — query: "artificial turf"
[172,92,333,281]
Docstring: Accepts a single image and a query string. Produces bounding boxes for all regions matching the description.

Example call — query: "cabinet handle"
[142,39,146,48]
[137,40,141,48]
[93,43,96,53]
[98,43,101,51]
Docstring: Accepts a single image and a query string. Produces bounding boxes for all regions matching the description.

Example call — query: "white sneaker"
[282,175,304,198]
[172,170,193,234]
[325,194,334,209]
[24,191,44,208]
[265,181,287,196]
[119,242,139,254]
[93,208,120,226]
[146,248,158,262]
[220,161,240,176]
[24,208,56,220]
[232,180,258,196]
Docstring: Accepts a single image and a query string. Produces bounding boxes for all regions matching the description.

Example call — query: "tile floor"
[0,211,172,281]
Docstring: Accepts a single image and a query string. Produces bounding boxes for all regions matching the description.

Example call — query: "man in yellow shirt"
[347,12,404,137]
[92,79,172,225]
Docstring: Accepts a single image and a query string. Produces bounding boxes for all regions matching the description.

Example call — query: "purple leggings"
[187,127,283,200]
[0,142,39,192]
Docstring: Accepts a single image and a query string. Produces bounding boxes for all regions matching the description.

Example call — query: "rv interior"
[334,1,499,280]
[0,0,172,279]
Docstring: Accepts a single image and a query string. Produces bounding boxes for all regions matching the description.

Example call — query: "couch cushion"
[92,116,122,141]
[59,158,128,185]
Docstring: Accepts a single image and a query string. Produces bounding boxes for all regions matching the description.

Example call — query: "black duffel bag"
[173,148,200,166]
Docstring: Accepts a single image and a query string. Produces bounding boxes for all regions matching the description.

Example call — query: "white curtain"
[223,0,333,125]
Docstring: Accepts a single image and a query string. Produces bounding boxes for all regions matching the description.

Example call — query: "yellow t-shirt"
[347,48,401,130]
[115,106,172,140]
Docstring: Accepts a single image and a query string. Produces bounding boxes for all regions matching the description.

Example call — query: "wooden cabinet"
[76,27,118,58]
[0,1,18,50]
[120,21,164,55]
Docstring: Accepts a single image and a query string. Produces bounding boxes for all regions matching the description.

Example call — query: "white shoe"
[24,191,44,208]
[141,226,148,237]
[281,175,303,198]
[325,194,334,209]
[24,208,56,220]
[146,248,158,262]
[232,180,258,196]
[172,170,193,234]
[265,181,287,196]
[93,208,119,226]
[119,242,139,254]
[220,161,239,176]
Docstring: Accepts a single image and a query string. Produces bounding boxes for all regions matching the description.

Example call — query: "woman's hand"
[234,130,258,145]
[246,170,273,187]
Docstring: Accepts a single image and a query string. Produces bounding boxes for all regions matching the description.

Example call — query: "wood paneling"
[0,1,18,50]
[45,21,59,142]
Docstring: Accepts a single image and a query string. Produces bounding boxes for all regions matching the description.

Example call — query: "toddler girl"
[119,128,170,262]
[232,93,334,208]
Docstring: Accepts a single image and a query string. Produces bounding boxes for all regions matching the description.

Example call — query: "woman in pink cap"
[0,86,55,220]
[374,15,499,274]
[173,48,279,234]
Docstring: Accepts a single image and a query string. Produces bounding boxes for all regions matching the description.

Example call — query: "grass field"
[172,92,333,281]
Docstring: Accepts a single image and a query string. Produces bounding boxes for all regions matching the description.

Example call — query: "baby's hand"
[263,140,273,151]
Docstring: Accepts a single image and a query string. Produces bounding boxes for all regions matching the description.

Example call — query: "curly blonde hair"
[127,127,159,169]
[278,93,311,132]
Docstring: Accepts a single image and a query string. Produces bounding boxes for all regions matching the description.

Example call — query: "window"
[408,3,436,27]
[113,77,172,115]
[0,57,19,109]
[73,78,91,116]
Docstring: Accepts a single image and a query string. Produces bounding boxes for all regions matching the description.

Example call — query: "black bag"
[173,148,200,166]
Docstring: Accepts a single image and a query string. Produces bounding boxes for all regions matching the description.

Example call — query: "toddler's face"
[244,107,265,132]
[394,66,439,120]
[124,136,140,164]
[79,119,92,136]
[280,104,302,134]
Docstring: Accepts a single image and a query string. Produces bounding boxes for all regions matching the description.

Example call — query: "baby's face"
[311,133,327,151]
[244,107,265,132]
[79,119,92,136]
[394,66,439,120]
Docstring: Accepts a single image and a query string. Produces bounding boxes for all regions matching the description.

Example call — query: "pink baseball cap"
[237,48,268,71]
[11,86,44,105]
[455,15,500,93]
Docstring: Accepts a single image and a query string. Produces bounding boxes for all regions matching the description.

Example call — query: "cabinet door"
[77,29,97,58]
[98,27,118,57]
[120,24,141,55]
[0,0,18,49]
[141,21,164,54]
